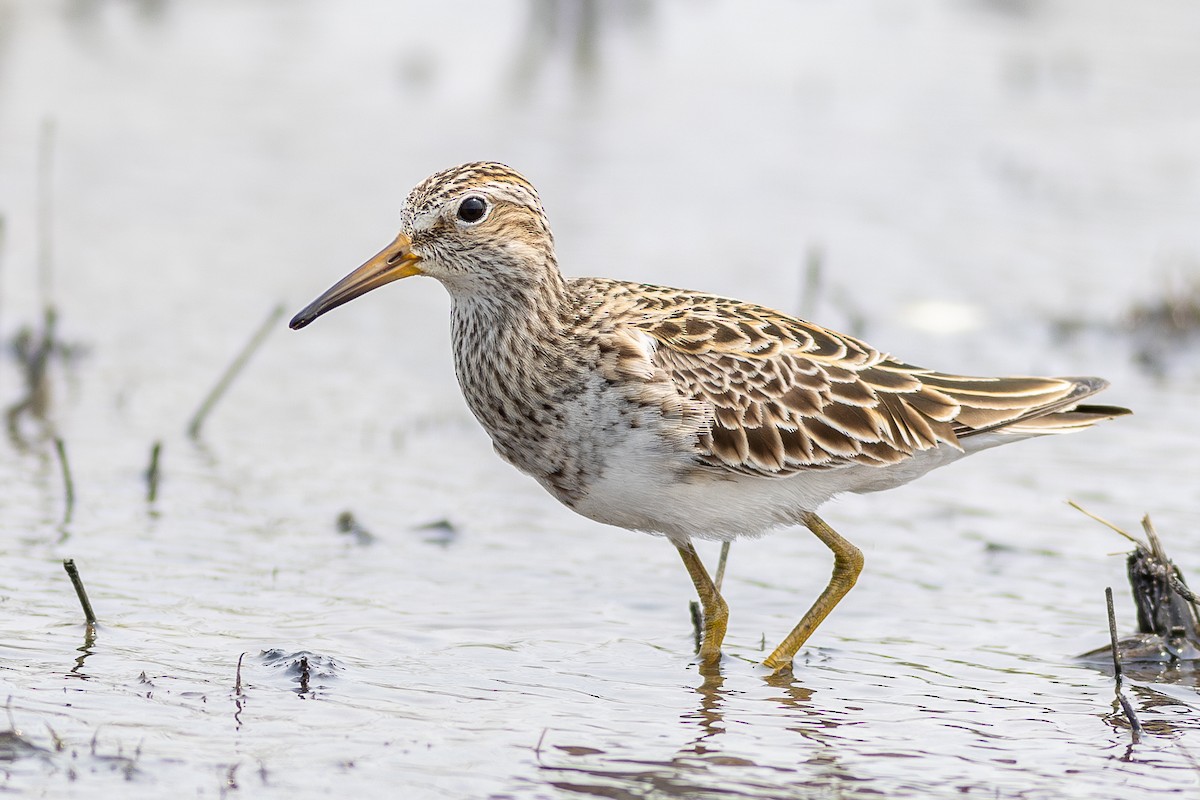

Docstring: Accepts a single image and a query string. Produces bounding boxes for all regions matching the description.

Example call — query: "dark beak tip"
[288,310,315,330]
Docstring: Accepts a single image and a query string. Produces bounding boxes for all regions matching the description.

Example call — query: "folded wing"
[612,287,1123,477]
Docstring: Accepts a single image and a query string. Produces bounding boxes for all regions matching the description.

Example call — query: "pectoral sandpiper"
[290,162,1130,674]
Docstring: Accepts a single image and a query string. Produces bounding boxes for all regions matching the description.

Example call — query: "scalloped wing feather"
[581,281,1116,478]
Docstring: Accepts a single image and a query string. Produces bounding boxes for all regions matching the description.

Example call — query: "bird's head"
[290,161,557,330]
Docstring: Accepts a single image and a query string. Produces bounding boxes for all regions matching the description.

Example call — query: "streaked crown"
[401,161,558,294]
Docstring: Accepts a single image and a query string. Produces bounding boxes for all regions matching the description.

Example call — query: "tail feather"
[998,403,1133,435]
[952,377,1131,439]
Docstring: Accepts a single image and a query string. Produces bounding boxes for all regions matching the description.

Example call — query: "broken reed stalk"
[1106,586,1142,745]
[145,441,162,503]
[187,304,285,439]
[53,436,74,524]
[62,558,97,626]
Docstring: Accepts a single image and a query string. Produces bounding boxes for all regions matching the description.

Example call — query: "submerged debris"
[259,649,344,697]
[1075,503,1200,666]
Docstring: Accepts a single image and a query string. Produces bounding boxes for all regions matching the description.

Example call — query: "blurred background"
[2,2,1200,798]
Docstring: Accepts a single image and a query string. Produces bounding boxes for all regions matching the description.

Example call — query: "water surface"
[2,2,1200,798]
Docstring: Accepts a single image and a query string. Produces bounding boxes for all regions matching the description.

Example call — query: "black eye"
[457,196,488,223]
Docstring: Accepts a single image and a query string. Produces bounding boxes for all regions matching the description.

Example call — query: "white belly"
[564,420,983,542]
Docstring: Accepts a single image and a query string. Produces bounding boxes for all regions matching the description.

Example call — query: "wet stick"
[62,558,97,626]
[187,304,284,439]
[54,436,74,524]
[235,652,246,695]
[1106,587,1142,745]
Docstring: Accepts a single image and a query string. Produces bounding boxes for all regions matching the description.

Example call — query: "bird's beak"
[289,232,423,330]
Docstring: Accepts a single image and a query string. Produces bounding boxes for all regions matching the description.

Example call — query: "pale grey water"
[2,1,1200,798]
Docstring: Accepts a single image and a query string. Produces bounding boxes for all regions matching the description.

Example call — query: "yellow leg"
[674,540,729,667]
[763,512,864,674]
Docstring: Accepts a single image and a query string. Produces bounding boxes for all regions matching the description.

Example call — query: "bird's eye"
[456,196,488,224]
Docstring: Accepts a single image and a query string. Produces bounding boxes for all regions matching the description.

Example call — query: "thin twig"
[54,436,75,524]
[1106,587,1142,745]
[235,653,245,695]
[187,304,284,439]
[62,559,97,626]
[145,441,162,503]
[1067,500,1143,547]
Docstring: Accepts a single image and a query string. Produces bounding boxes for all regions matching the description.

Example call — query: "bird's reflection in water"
[536,665,867,799]
[678,671,729,755]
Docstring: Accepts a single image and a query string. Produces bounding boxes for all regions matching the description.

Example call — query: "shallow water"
[2,1,1200,798]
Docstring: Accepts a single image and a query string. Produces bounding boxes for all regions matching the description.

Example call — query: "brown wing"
[611,285,1099,477]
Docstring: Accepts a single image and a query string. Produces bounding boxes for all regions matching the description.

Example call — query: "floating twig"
[1106,587,1142,745]
[145,441,162,503]
[62,558,97,626]
[187,304,284,439]
[54,436,74,524]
